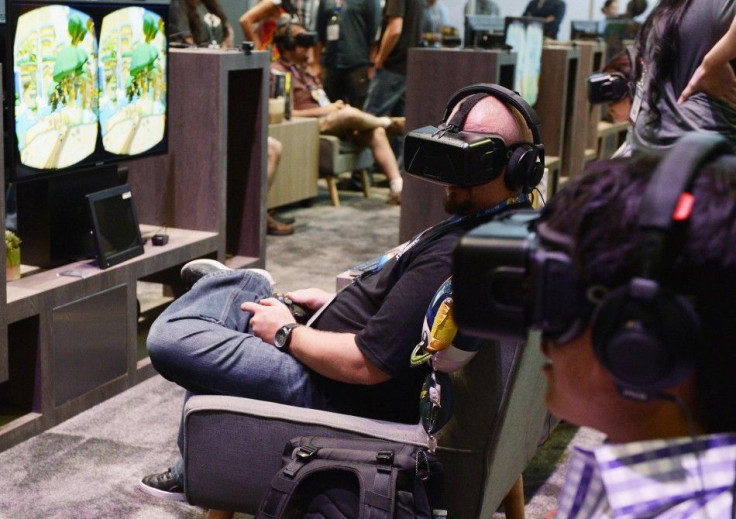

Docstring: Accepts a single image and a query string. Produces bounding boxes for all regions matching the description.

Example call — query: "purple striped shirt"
[556,433,736,518]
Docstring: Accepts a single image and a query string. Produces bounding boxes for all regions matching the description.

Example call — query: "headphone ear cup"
[505,144,539,191]
[591,284,699,393]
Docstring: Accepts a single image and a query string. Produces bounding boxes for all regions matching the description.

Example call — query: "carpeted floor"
[0,180,604,518]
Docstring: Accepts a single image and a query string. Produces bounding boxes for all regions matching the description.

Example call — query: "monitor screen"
[504,16,544,106]
[86,182,144,268]
[5,0,169,182]
[570,20,602,41]
[463,15,504,48]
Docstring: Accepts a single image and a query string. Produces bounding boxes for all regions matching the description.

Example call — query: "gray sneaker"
[180,258,231,290]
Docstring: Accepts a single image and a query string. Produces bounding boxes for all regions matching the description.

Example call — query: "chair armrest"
[183,395,425,513]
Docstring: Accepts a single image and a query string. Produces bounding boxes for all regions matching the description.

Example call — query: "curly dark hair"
[183,0,228,43]
[541,152,736,432]
[634,0,692,127]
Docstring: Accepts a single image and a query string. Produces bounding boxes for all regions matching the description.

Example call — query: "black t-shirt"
[381,0,423,75]
[314,201,531,423]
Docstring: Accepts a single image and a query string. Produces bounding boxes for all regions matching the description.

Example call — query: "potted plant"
[5,230,21,281]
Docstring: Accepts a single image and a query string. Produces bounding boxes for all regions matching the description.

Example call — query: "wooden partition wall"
[399,48,517,242]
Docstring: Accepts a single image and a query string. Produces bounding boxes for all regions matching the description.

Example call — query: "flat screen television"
[504,16,544,106]
[5,0,169,183]
[570,20,602,41]
[463,15,505,48]
[2,0,169,267]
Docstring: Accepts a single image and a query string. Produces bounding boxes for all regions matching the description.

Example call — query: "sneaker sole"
[180,258,231,279]
[136,480,187,502]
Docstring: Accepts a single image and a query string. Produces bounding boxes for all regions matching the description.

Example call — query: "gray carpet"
[0,180,603,518]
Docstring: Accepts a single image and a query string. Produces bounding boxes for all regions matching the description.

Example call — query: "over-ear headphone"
[404,83,545,191]
[441,84,545,191]
[590,132,735,399]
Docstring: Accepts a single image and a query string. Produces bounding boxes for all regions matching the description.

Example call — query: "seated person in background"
[272,16,405,204]
[479,133,736,516]
[265,136,295,236]
[421,0,450,47]
[602,50,634,124]
[169,0,234,48]
[136,83,542,516]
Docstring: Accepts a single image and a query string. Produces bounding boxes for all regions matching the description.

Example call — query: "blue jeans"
[362,68,406,117]
[146,269,327,481]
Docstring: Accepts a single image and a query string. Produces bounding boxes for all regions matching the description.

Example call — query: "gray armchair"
[318,135,375,207]
[182,331,551,518]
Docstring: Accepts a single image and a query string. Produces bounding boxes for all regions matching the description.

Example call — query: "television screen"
[5,0,169,182]
[570,20,602,41]
[463,15,504,48]
[504,16,544,106]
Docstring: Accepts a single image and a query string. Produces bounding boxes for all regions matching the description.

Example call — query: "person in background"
[273,18,405,204]
[522,0,566,40]
[464,0,500,16]
[601,0,619,19]
[421,0,449,47]
[239,0,298,57]
[265,137,295,236]
[169,0,234,48]
[628,0,736,154]
[678,15,736,107]
[137,85,541,518]
[522,136,736,517]
[315,0,381,109]
[620,0,647,19]
[602,50,634,124]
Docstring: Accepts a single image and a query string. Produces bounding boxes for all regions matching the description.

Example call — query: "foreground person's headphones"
[591,132,733,398]
[404,83,545,191]
[453,132,734,399]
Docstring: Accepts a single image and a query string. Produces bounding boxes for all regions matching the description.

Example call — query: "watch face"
[275,327,289,350]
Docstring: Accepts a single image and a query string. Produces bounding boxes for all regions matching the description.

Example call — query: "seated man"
[456,133,736,516]
[136,84,543,510]
[271,16,405,205]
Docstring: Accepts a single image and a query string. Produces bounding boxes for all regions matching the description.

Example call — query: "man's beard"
[443,193,474,215]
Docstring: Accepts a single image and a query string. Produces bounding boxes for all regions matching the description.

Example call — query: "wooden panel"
[128,48,269,265]
[400,48,518,242]
[268,117,319,208]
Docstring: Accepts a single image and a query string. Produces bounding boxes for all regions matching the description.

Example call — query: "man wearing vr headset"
[137,84,540,508]
[271,17,405,204]
[454,132,736,517]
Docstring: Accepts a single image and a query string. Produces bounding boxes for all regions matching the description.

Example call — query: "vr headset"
[293,31,318,48]
[587,72,629,104]
[452,210,590,343]
[403,84,545,190]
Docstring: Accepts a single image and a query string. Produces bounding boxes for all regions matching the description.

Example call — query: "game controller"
[272,293,311,324]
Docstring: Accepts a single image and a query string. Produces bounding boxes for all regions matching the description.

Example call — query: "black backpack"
[256,436,444,519]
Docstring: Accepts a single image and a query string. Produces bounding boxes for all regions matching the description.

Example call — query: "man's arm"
[241,298,390,385]
[374,16,403,69]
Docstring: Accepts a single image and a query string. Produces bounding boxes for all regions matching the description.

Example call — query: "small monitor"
[86,183,144,269]
[570,20,602,41]
[464,15,505,48]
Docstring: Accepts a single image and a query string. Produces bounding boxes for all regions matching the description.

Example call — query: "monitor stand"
[15,165,126,268]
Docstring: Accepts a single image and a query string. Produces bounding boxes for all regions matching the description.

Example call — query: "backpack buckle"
[296,445,319,461]
[376,450,394,472]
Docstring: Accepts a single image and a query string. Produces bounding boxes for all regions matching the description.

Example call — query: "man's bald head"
[450,94,532,146]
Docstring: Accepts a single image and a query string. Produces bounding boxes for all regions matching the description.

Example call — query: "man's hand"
[241,298,295,344]
[286,288,334,311]
[679,61,736,107]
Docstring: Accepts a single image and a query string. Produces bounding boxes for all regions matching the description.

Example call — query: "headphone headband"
[442,83,543,153]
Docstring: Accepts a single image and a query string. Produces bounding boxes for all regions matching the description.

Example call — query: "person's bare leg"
[353,127,403,204]
[318,106,393,135]
[265,136,294,234]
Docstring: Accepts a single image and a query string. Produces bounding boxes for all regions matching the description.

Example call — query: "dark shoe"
[387,190,402,206]
[267,209,295,225]
[267,214,295,235]
[137,469,185,502]
[180,258,231,290]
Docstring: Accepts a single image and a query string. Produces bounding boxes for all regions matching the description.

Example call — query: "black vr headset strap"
[439,93,488,133]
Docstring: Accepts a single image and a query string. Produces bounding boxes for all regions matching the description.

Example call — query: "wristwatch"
[274,323,300,352]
